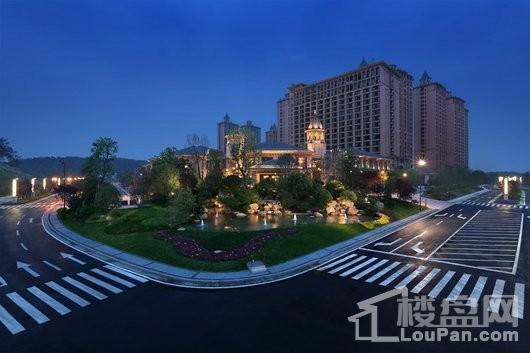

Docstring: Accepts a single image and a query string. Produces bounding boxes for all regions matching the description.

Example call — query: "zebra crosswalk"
[0,265,148,335]
[0,200,62,210]
[460,201,529,209]
[317,252,526,319]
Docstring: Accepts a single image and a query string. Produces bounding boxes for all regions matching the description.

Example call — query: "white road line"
[16,230,19,236]
[6,292,49,324]
[411,268,441,294]
[27,286,70,315]
[0,276,7,287]
[19,242,28,251]
[425,210,481,259]
[43,260,62,271]
[390,232,425,253]
[488,279,506,313]
[62,276,107,300]
[77,272,122,294]
[0,304,25,335]
[352,259,388,280]
[317,253,358,271]
[328,256,366,274]
[512,283,525,319]
[91,269,135,288]
[379,264,412,286]
[436,220,444,225]
[445,274,471,301]
[339,257,378,277]
[365,261,401,283]
[441,247,516,252]
[446,239,518,243]
[435,252,515,257]
[395,265,427,289]
[428,271,455,298]
[467,276,488,307]
[16,221,20,225]
[29,218,33,223]
[103,265,149,283]
[512,213,524,275]
[45,281,90,307]
[431,258,514,262]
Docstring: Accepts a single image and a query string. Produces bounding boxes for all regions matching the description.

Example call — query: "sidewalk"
[410,185,490,209]
[42,208,438,289]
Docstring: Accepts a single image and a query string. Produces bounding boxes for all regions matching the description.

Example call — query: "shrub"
[325,179,346,199]
[75,205,97,222]
[339,189,357,203]
[254,178,277,199]
[221,175,243,193]
[67,195,83,211]
[312,185,333,210]
[94,185,120,211]
[220,188,259,212]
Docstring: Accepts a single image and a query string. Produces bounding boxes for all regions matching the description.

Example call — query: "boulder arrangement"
[247,201,283,216]
[325,199,359,218]
[154,228,297,261]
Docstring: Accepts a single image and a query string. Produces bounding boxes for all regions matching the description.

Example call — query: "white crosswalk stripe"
[27,287,71,316]
[394,265,427,289]
[379,264,412,286]
[62,276,108,300]
[46,281,90,307]
[445,273,471,301]
[6,292,49,324]
[338,257,378,277]
[317,253,358,271]
[0,304,25,335]
[103,265,149,283]
[91,268,136,288]
[411,268,441,294]
[77,272,123,294]
[428,271,455,298]
[352,259,388,280]
[488,279,506,313]
[513,283,525,319]
[328,256,367,274]
[365,261,401,283]
[466,276,488,307]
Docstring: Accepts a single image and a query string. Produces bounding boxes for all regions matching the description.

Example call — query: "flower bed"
[154,228,297,261]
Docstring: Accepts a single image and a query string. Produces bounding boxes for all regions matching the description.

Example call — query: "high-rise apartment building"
[278,60,414,168]
[414,72,468,170]
[217,115,261,154]
[277,94,290,144]
[265,124,278,143]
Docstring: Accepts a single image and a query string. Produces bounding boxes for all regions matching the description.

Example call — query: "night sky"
[1,0,529,171]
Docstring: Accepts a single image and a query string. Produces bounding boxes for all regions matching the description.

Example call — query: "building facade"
[278,60,414,169]
[277,94,290,144]
[413,72,468,170]
[217,115,261,155]
[265,124,278,143]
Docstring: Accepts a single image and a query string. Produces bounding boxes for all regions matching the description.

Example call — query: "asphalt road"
[1,195,529,353]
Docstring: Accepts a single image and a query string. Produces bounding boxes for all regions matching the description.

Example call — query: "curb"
[42,207,440,289]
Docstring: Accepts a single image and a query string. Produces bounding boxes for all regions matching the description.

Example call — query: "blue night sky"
[1,0,529,172]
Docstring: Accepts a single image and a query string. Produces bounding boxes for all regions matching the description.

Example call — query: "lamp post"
[417,159,427,210]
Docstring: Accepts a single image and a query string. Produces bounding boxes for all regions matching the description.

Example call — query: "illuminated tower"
[305,111,326,159]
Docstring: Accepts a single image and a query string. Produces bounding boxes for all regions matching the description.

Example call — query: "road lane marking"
[60,252,86,265]
[45,281,90,307]
[390,232,426,253]
[19,242,28,251]
[512,283,525,319]
[365,261,401,283]
[512,213,524,275]
[17,261,39,277]
[435,213,448,217]
[436,220,444,225]
[428,271,455,298]
[352,259,388,280]
[411,242,425,254]
[29,218,33,223]
[43,260,62,271]
[317,253,358,271]
[379,264,413,286]
[16,221,20,226]
[374,238,401,247]
[16,230,19,236]
[467,276,488,307]
[0,304,25,335]
[445,273,471,301]
[457,214,467,220]
[103,265,149,283]
[27,286,71,315]
[77,272,122,294]
[62,276,107,300]
[91,268,135,288]
[411,268,441,294]
[0,276,7,287]
[6,292,49,324]
[435,252,515,257]
[339,257,378,277]
[395,265,427,289]
[488,279,506,313]
[328,256,367,274]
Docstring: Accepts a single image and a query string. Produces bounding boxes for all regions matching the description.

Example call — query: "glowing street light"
[31,177,36,193]
[402,172,408,178]
[417,159,427,167]
[12,178,18,197]
[416,159,427,210]
[43,178,47,190]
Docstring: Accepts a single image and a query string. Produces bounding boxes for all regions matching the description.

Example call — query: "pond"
[195,213,362,232]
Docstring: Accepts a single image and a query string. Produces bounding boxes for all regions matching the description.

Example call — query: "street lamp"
[402,172,408,178]
[12,178,18,197]
[417,159,427,210]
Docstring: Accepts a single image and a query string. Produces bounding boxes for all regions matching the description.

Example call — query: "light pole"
[417,159,427,210]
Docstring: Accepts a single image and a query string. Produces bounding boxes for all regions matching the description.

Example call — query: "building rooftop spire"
[308,110,323,129]
[420,71,432,85]
[359,57,368,68]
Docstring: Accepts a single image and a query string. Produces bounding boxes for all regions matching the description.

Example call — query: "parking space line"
[379,264,412,286]
[467,276,488,307]
[445,274,471,301]
[352,259,388,280]
[488,279,506,313]
[411,268,441,294]
[428,271,455,298]
[395,265,427,289]
[339,257,378,277]
[365,261,401,283]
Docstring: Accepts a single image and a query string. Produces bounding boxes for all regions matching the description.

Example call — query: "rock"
[247,260,267,273]
[235,212,247,218]
[341,200,354,209]
[201,213,208,220]
[263,204,271,211]
[326,206,335,215]
[273,210,282,215]
[314,212,324,218]
[258,210,267,216]
[376,201,385,211]
[347,206,359,216]
[284,210,292,215]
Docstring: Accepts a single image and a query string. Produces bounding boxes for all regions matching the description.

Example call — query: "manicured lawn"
[383,199,422,220]
[424,185,479,201]
[61,211,369,272]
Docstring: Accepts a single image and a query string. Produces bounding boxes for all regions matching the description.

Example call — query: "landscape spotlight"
[12,178,18,197]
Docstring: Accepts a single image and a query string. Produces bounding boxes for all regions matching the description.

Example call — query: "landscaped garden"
[58,137,422,272]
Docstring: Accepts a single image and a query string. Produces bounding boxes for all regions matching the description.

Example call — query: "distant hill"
[11,157,147,178]
[0,163,31,196]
